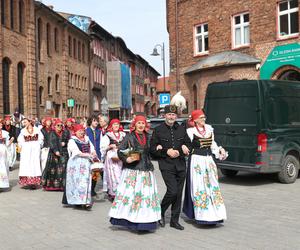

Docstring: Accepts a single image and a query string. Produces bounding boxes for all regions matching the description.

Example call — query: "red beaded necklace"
[135,131,146,146]
[196,124,206,137]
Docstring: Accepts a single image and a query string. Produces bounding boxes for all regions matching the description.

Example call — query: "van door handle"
[227,131,240,136]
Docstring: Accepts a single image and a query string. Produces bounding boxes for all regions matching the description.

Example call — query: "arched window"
[54,27,58,52]
[55,74,59,92]
[17,62,25,114]
[10,0,13,29]
[82,44,85,62]
[1,0,5,26]
[78,41,81,61]
[47,77,51,95]
[193,84,198,109]
[93,95,99,111]
[39,86,43,105]
[46,23,51,56]
[2,58,11,114]
[37,18,42,61]
[18,0,24,33]
[73,38,76,59]
[68,36,72,57]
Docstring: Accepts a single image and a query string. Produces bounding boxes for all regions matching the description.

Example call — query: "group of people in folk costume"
[0,105,228,232]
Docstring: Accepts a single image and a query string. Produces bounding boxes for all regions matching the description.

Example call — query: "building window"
[10,0,13,29]
[47,77,52,95]
[19,0,24,33]
[37,18,42,61]
[39,86,44,105]
[82,44,85,62]
[93,95,99,111]
[233,13,250,48]
[55,74,59,92]
[73,38,77,59]
[194,23,209,55]
[1,0,5,26]
[278,0,299,38]
[2,58,11,114]
[68,36,72,57]
[46,23,51,56]
[17,62,25,114]
[78,41,81,61]
[54,28,59,52]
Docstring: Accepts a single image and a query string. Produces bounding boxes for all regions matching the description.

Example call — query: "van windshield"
[267,97,300,126]
[206,97,257,125]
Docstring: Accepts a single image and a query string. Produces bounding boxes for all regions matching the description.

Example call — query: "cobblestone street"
[1,162,300,250]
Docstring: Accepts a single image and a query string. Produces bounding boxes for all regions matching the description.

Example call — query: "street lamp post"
[151,42,166,92]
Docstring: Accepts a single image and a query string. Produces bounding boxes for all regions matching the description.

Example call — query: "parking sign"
[159,93,170,107]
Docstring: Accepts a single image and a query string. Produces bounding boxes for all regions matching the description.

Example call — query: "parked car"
[120,120,131,133]
[150,117,188,131]
[204,80,300,183]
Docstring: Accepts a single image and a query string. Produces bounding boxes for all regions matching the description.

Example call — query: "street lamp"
[151,42,166,92]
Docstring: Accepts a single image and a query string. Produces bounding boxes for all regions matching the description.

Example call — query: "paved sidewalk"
[1,162,300,250]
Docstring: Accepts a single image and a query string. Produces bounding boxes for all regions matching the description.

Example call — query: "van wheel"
[220,169,238,177]
[278,155,299,184]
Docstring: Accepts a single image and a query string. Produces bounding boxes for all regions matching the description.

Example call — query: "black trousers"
[160,167,186,223]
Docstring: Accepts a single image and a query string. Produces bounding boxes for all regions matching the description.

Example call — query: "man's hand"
[167,149,180,158]
[55,151,61,157]
[181,145,190,155]
[126,157,135,163]
[156,145,162,150]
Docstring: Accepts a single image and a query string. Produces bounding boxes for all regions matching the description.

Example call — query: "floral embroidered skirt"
[109,169,161,231]
[183,154,227,224]
[0,145,9,189]
[65,156,92,205]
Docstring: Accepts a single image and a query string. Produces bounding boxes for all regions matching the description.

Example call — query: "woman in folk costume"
[100,119,126,201]
[183,110,227,225]
[40,117,52,172]
[18,118,44,189]
[0,119,10,190]
[42,119,66,191]
[109,115,161,231]
[63,124,96,210]
[3,115,17,171]
[86,115,102,198]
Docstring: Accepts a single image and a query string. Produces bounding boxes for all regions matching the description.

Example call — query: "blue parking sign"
[159,93,170,107]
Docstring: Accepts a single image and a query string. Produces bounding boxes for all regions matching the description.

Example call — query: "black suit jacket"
[150,122,191,171]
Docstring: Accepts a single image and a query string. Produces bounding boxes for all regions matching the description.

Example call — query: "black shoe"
[170,222,184,230]
[9,167,13,171]
[158,216,165,227]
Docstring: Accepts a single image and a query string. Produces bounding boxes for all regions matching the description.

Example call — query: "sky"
[41,0,170,76]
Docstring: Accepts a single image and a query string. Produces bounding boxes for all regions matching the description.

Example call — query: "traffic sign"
[159,93,170,107]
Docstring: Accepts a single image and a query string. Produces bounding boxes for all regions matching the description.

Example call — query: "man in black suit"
[150,105,190,230]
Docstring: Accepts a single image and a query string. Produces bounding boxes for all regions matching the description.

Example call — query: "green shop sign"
[67,98,75,107]
[260,42,300,79]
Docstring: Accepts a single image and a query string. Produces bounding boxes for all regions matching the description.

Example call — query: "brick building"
[167,0,300,113]
[36,3,90,119]
[0,0,37,116]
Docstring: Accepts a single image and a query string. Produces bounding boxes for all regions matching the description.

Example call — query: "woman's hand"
[55,151,61,157]
[181,145,190,155]
[61,142,65,147]
[219,147,227,161]
[126,157,135,163]
[109,144,117,150]
[156,145,162,150]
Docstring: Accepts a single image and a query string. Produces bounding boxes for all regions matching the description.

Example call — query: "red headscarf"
[53,119,63,136]
[191,110,205,121]
[107,119,123,132]
[73,124,85,133]
[4,115,11,121]
[3,115,11,130]
[65,118,76,124]
[130,115,150,132]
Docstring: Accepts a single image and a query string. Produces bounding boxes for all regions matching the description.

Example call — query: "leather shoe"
[158,216,165,227]
[170,222,184,230]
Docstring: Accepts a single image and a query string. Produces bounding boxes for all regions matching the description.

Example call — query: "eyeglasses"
[199,116,206,120]
[56,124,63,127]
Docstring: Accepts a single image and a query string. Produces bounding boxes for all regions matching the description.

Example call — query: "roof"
[184,51,261,74]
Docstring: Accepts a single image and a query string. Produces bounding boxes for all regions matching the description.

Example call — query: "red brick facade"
[167,0,300,113]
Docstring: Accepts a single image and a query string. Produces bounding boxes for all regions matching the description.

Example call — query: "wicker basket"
[128,151,141,162]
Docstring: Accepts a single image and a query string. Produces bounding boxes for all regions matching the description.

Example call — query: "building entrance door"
[278,70,300,81]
